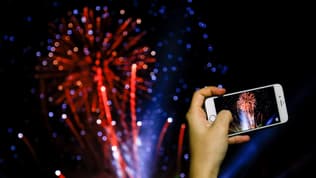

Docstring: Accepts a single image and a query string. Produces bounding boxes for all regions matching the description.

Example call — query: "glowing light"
[55,170,61,176]
[136,121,142,126]
[17,133,23,139]
[55,170,66,178]
[96,119,102,125]
[61,114,67,120]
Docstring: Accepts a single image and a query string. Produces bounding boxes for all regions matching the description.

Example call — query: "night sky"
[1,1,316,178]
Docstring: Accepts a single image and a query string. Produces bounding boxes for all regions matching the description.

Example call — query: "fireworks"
[35,5,156,178]
[237,92,257,130]
[237,92,256,113]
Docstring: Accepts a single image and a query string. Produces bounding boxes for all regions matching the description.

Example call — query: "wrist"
[189,159,219,178]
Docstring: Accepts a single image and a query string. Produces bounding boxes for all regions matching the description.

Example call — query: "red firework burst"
[237,92,256,114]
[35,5,156,178]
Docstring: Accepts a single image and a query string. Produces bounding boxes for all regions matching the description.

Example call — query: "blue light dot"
[88,29,93,35]
[135,27,141,33]
[41,60,47,66]
[70,89,75,95]
[67,30,73,35]
[184,153,189,160]
[52,132,57,138]
[186,7,195,15]
[202,33,208,39]
[48,112,54,118]
[198,21,207,29]
[167,54,173,60]
[177,56,183,62]
[118,19,123,24]
[35,51,41,57]
[102,12,109,18]
[95,6,101,11]
[186,43,191,49]
[180,172,186,178]
[55,34,61,40]
[171,66,177,71]
[157,41,163,47]
[40,93,45,99]
[7,128,13,134]
[97,131,103,137]
[61,103,67,110]
[221,65,228,74]
[30,87,36,94]
[9,36,15,42]
[80,130,86,136]
[158,6,166,15]
[208,45,213,52]
[10,145,16,151]
[177,39,183,45]
[25,16,32,22]
[76,155,82,160]
[185,26,191,32]
[73,9,79,15]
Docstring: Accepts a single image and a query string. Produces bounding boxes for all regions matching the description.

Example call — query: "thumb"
[212,110,232,133]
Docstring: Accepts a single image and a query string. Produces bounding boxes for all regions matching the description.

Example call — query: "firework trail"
[176,123,186,173]
[155,117,173,161]
[17,133,38,162]
[35,5,156,177]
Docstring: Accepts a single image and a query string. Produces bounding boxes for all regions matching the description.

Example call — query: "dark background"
[1,0,315,178]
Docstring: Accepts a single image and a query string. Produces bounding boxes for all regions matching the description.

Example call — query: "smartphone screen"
[205,84,288,136]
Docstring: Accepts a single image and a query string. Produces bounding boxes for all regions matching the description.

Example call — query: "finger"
[228,135,251,144]
[190,86,226,108]
[211,110,232,133]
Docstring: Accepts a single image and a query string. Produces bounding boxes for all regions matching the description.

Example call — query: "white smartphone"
[204,83,288,136]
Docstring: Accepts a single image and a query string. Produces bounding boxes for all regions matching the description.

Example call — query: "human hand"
[186,86,250,178]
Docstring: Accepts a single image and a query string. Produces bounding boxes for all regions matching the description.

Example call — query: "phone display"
[204,84,288,136]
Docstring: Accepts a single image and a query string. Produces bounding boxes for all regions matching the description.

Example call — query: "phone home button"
[209,115,216,122]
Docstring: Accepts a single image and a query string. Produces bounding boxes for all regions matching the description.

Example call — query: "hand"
[186,86,250,178]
